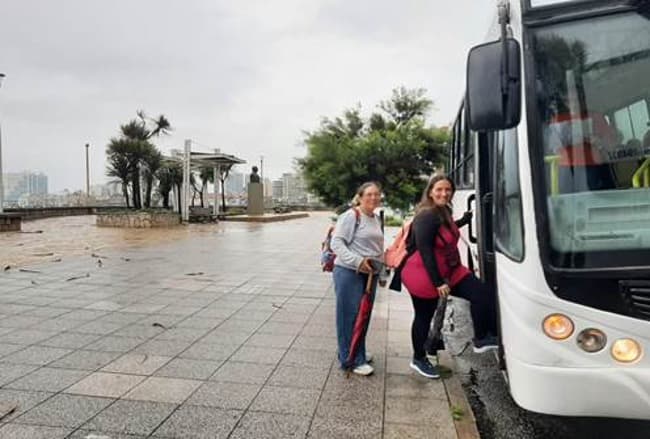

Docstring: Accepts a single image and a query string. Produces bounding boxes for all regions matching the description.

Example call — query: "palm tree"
[106,152,131,207]
[190,173,200,207]
[197,167,214,208]
[146,113,172,138]
[156,163,176,209]
[170,164,183,213]
[106,137,142,207]
[217,167,231,213]
[116,111,173,209]
[142,145,163,208]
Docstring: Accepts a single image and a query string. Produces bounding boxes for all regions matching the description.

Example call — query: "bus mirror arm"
[466,1,521,132]
[498,1,510,103]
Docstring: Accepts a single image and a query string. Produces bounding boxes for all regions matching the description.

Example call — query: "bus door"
[472,131,497,287]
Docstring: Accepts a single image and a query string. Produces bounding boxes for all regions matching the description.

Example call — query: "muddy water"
[0,215,230,267]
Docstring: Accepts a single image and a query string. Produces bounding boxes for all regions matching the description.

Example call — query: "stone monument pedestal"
[247,182,264,216]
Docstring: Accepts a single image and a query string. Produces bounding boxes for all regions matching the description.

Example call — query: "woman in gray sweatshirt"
[331,182,384,376]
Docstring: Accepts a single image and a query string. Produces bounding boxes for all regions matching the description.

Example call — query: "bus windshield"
[532,10,650,269]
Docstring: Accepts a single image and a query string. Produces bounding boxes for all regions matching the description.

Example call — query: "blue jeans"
[333,265,378,368]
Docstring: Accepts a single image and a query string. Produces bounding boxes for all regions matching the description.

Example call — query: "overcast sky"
[0,0,493,192]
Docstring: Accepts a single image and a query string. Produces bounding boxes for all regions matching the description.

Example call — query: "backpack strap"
[322,225,335,250]
[350,208,361,243]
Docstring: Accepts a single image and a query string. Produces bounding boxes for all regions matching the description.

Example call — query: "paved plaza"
[0,214,462,438]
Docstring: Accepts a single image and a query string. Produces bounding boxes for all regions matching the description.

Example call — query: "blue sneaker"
[409,357,440,379]
[473,335,498,353]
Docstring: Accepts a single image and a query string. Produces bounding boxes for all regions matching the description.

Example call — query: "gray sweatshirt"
[331,208,384,272]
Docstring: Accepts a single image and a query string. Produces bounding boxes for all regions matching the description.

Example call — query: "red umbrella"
[345,271,375,373]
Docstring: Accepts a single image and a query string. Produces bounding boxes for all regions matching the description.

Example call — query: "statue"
[248,165,264,215]
[249,166,261,183]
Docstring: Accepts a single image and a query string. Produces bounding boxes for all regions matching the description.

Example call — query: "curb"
[439,350,481,439]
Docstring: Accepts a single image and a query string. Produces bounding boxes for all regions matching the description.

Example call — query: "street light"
[85,143,90,197]
[260,155,264,182]
[0,72,6,213]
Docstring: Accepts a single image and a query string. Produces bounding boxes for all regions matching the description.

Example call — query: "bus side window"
[613,99,649,145]
[450,106,475,189]
[458,108,467,177]
[494,128,525,261]
[464,131,476,187]
[449,119,461,177]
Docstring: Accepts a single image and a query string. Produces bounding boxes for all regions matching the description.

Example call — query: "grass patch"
[451,405,465,421]
[438,364,453,379]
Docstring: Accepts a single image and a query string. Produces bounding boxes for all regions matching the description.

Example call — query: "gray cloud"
[0,0,493,192]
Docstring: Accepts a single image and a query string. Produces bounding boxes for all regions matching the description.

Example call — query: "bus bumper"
[507,354,650,419]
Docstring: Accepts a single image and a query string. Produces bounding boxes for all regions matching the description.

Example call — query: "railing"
[3,206,130,220]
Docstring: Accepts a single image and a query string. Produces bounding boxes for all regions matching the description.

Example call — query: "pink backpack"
[384,220,412,269]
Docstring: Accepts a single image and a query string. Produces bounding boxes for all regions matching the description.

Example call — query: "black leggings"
[410,274,497,360]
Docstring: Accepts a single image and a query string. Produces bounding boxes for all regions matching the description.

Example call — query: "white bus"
[448,0,650,419]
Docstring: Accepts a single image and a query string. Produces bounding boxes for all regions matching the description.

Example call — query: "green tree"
[197,167,214,208]
[298,87,448,211]
[142,145,163,208]
[106,111,172,209]
[156,163,175,209]
[106,151,131,207]
[217,167,231,213]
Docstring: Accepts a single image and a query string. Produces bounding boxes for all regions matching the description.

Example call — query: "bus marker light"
[577,328,607,353]
[611,339,642,364]
[542,314,574,340]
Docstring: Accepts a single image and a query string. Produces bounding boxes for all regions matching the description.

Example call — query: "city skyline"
[2,162,300,195]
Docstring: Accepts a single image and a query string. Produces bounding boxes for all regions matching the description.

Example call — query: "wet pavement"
[445,300,650,439]
[0,213,461,438]
[0,215,235,268]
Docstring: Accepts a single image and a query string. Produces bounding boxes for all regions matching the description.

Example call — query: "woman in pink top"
[401,175,498,379]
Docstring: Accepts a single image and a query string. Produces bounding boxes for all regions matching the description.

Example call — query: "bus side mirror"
[466,38,521,132]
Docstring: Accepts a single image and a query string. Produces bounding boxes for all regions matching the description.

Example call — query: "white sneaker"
[352,363,374,376]
[366,352,373,363]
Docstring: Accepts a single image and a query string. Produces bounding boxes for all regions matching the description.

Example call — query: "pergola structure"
[167,140,246,222]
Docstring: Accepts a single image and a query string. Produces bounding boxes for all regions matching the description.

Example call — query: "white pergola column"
[182,139,191,223]
[213,165,220,216]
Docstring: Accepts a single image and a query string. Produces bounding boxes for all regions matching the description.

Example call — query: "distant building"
[3,171,48,205]
[263,178,273,198]
[282,172,309,204]
[272,179,284,201]
[224,172,245,196]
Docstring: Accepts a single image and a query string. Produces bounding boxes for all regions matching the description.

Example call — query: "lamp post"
[0,73,6,213]
[85,143,90,197]
[260,155,264,182]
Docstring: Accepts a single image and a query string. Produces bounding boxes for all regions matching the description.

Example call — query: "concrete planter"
[0,214,22,232]
[96,211,181,228]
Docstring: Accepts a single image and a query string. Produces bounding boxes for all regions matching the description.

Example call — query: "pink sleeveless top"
[401,221,471,299]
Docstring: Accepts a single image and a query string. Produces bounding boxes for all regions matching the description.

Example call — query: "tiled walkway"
[0,214,459,438]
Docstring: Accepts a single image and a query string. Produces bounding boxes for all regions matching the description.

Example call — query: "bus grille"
[620,281,650,321]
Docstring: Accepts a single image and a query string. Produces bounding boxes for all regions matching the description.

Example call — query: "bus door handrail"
[544,155,560,195]
[632,157,650,188]
[467,193,477,244]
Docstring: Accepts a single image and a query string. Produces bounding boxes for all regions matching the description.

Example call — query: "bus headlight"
[542,314,574,340]
[577,328,607,353]
[611,338,642,364]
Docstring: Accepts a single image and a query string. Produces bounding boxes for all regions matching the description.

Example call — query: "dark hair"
[351,181,382,207]
[416,174,455,225]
